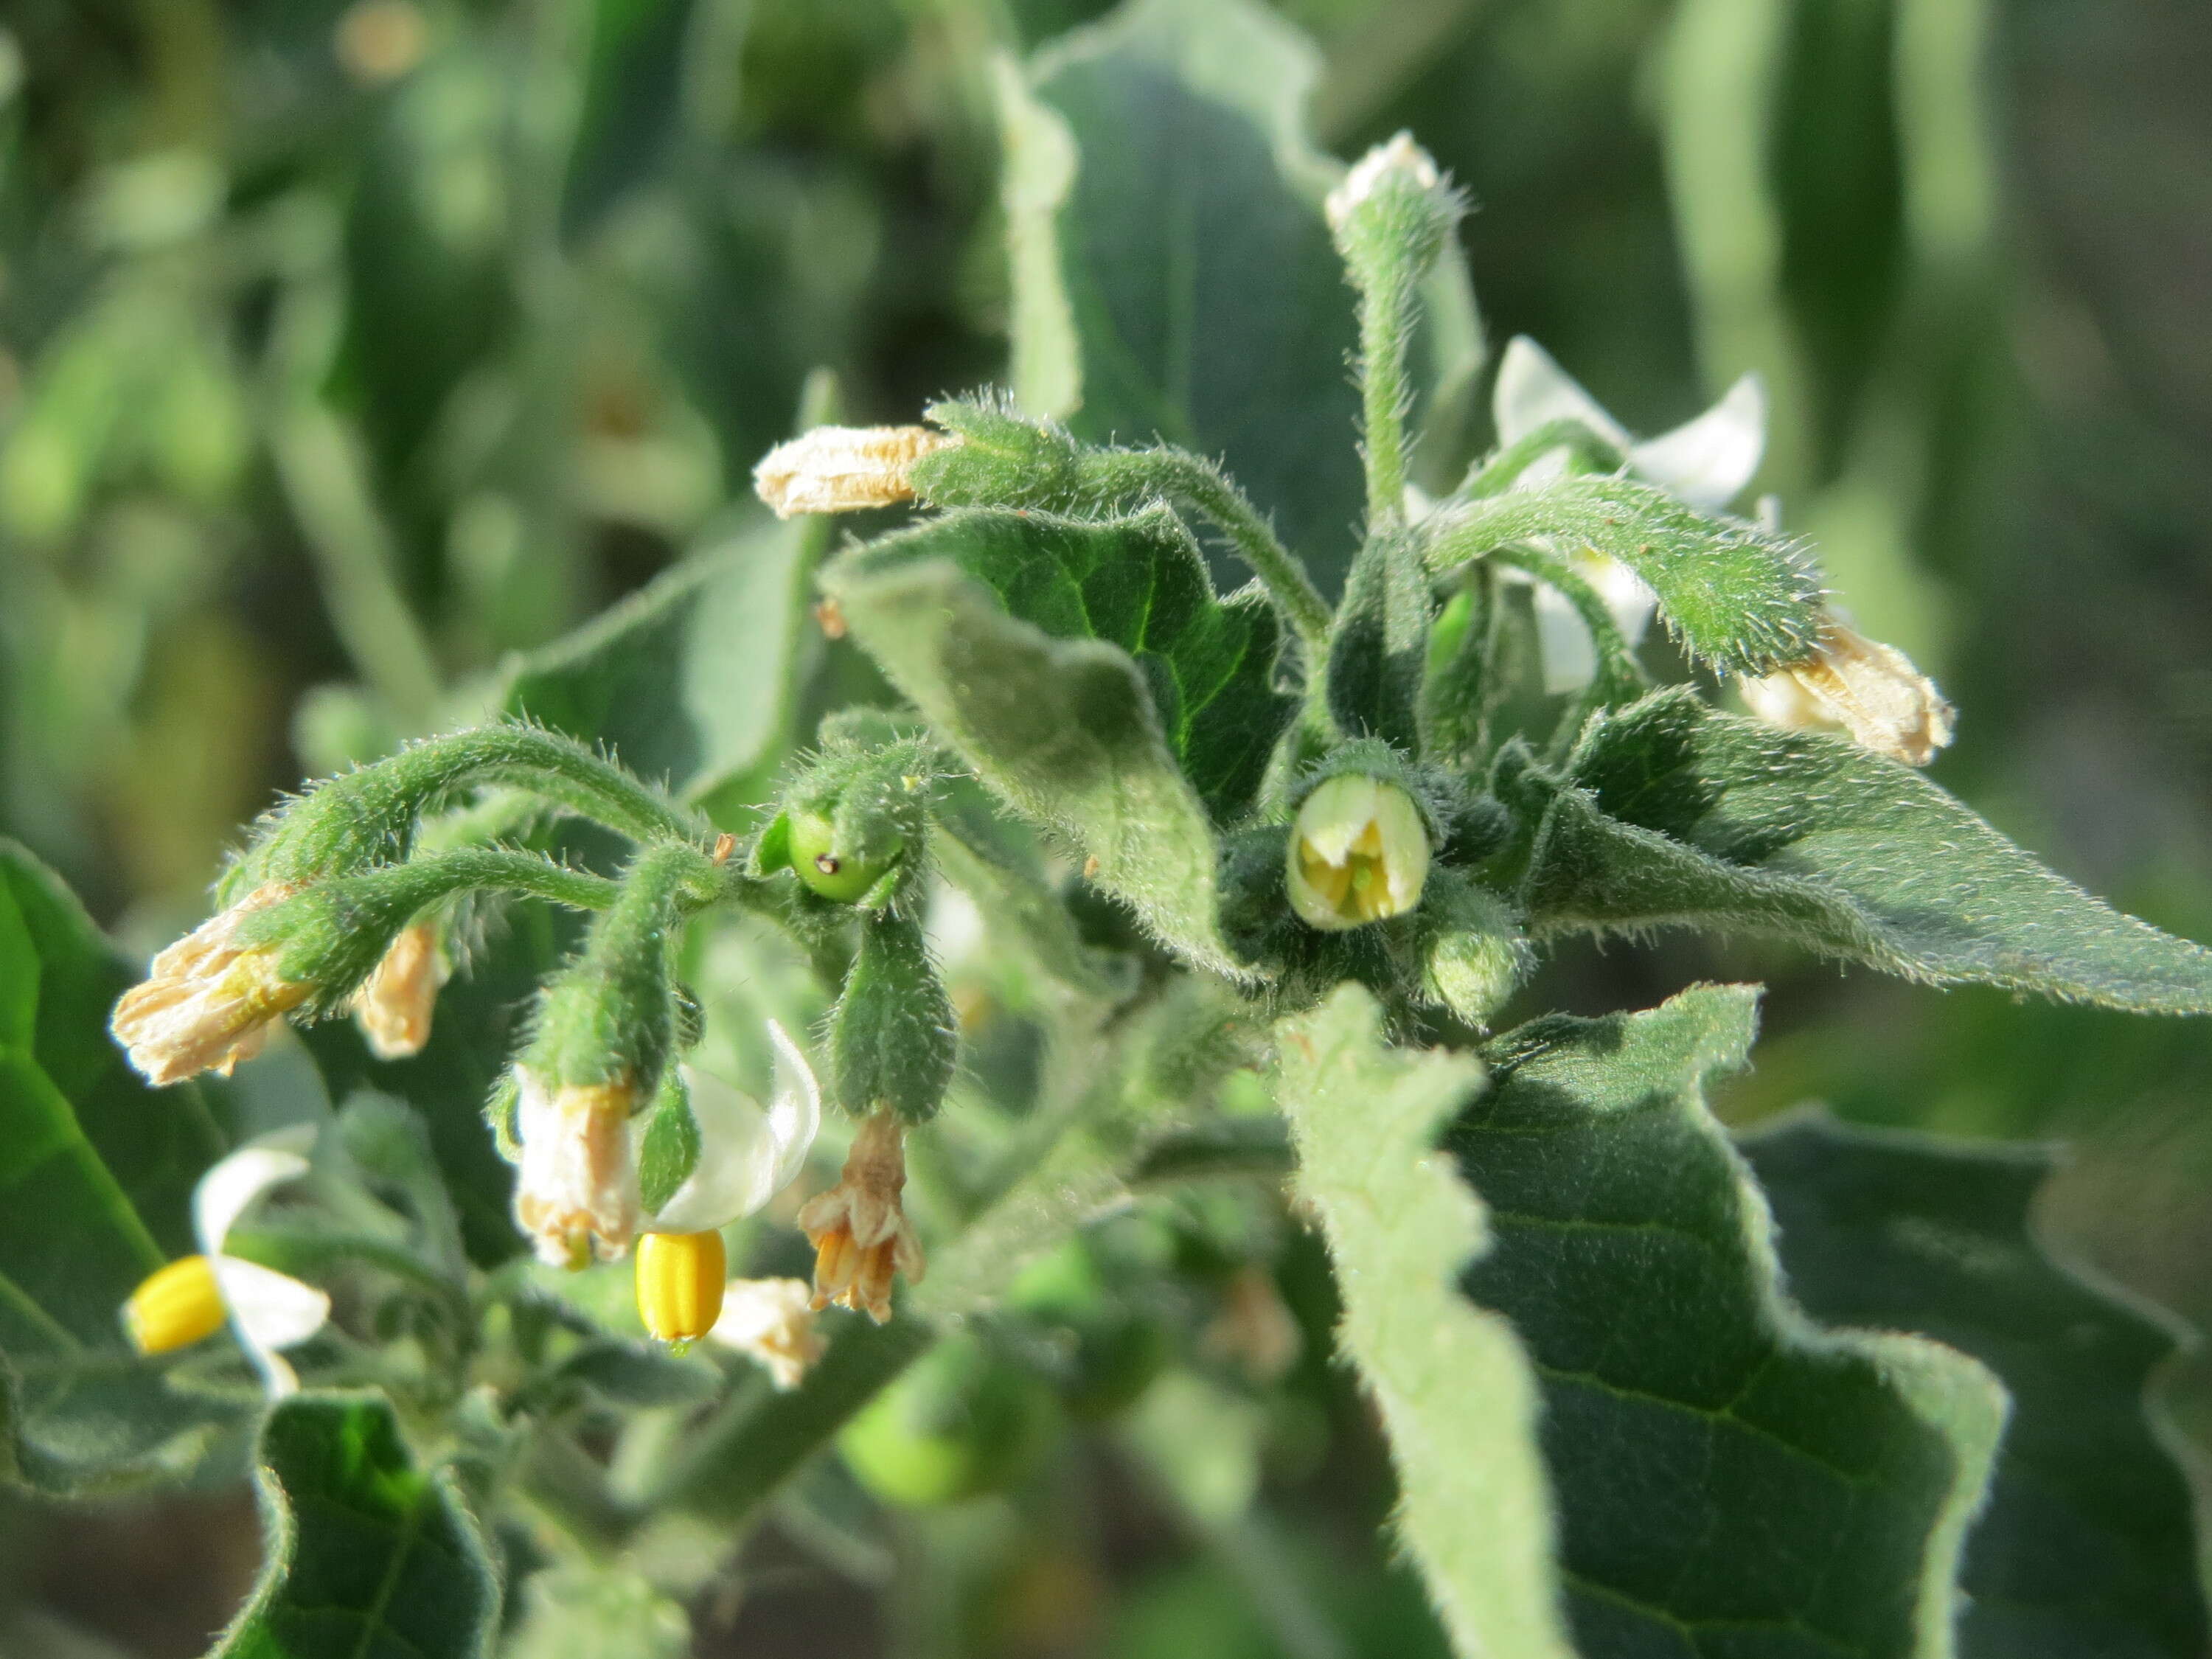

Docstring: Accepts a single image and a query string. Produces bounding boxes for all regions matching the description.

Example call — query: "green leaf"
[1278,984,1573,1658]
[216,1393,500,1659]
[1523,689,2212,1012]
[1002,0,1365,588]
[818,549,1245,978]
[1427,476,1826,676]
[1458,985,2007,1658]
[0,840,232,1491]
[1742,1113,2209,1659]
[501,513,824,806]
[839,506,1293,825]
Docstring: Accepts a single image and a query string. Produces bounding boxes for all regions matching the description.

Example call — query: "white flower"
[122,1127,331,1398]
[708,1277,823,1390]
[1326,131,1445,234]
[1491,335,1767,693]
[1285,773,1432,931]
[639,1022,821,1235]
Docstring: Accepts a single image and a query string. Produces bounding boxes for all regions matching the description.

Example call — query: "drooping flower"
[122,1127,331,1397]
[350,918,447,1060]
[1489,336,1767,693]
[708,1276,824,1390]
[796,1108,925,1324]
[753,425,952,518]
[629,1023,821,1343]
[111,883,312,1085]
[1740,616,1956,766]
[512,1073,642,1269]
[1285,773,1432,931]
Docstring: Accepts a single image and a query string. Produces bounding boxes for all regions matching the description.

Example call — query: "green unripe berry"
[788,808,902,905]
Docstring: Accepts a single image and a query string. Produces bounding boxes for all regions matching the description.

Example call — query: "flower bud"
[1326,132,1462,274]
[1741,618,1955,767]
[1286,773,1432,931]
[350,919,447,1060]
[122,1254,229,1355]
[512,1071,641,1267]
[111,883,313,1085]
[831,912,956,1126]
[753,425,952,518]
[709,1277,823,1389]
[633,1229,726,1347]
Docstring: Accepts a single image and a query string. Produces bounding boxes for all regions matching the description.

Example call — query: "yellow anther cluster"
[122,1255,228,1356]
[634,1229,727,1347]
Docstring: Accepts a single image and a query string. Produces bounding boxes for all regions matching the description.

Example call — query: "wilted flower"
[709,1276,824,1390]
[1741,617,1956,767]
[111,883,311,1085]
[1490,336,1767,693]
[122,1127,331,1398]
[512,1072,641,1268]
[350,919,447,1060]
[796,1109,925,1324]
[753,425,951,518]
[1286,773,1432,931]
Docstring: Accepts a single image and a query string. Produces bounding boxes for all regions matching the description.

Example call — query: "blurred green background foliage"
[4,0,2211,1652]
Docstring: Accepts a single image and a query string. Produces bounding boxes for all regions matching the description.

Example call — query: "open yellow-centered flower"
[1286,773,1432,931]
[122,1127,330,1397]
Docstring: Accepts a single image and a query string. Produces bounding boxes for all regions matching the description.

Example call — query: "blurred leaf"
[1522,690,2212,1012]
[0,840,232,1491]
[840,506,1294,824]
[216,1393,500,1659]
[1743,1113,2209,1659]
[1429,476,1827,676]
[1458,985,2006,1658]
[526,1339,720,1411]
[501,515,822,805]
[1004,0,1365,587]
[504,1564,689,1659]
[931,794,1138,1006]
[820,550,1242,977]
[1277,983,1574,1659]
[303,905,566,1267]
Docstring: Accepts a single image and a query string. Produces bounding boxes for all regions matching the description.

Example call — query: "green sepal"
[752,812,796,877]
[1419,871,1533,1031]
[1326,523,1436,749]
[830,911,956,1126]
[636,1070,703,1217]
[909,394,1086,511]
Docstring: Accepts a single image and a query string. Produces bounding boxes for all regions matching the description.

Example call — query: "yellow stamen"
[635,1230,727,1346]
[122,1255,228,1355]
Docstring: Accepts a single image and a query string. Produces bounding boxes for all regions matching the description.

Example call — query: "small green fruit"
[788,809,900,904]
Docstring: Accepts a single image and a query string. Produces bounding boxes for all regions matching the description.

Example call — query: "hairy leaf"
[1523,690,2212,1012]
[1001,0,1365,588]
[1744,1113,2208,1659]
[217,1393,500,1659]
[1427,475,1826,675]
[842,507,1293,826]
[1277,984,1575,1659]
[820,552,1244,978]
[502,513,823,805]
[1459,986,2006,1658]
[0,841,232,1491]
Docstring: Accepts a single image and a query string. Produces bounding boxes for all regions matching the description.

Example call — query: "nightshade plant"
[6,5,2211,1657]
